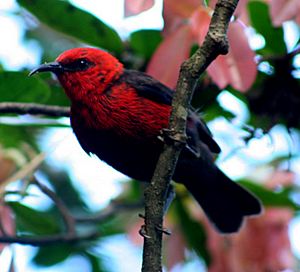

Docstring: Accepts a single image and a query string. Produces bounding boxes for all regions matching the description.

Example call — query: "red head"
[30,47,123,101]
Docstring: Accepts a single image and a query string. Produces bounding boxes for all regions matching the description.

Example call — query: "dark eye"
[76,59,90,70]
[64,58,92,71]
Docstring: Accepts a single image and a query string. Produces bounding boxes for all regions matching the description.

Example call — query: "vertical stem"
[141,1,239,271]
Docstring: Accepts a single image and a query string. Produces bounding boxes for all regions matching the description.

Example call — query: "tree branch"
[32,176,76,236]
[0,179,142,246]
[0,102,70,117]
[74,201,143,223]
[141,1,239,271]
[0,231,99,246]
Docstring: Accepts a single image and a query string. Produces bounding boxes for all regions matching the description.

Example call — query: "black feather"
[121,69,221,155]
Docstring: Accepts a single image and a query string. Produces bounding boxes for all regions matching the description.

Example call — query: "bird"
[30,47,262,233]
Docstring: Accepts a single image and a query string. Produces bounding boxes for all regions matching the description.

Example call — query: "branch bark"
[141,1,239,271]
[0,231,99,246]
[0,102,70,117]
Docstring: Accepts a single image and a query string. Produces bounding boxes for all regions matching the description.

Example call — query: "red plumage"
[30,47,262,233]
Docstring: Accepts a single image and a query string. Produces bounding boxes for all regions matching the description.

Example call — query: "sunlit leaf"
[17,0,123,54]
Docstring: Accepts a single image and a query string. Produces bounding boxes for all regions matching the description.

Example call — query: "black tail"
[175,159,262,233]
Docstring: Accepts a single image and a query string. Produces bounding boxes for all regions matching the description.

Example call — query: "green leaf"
[239,180,300,210]
[45,85,70,106]
[226,87,249,105]
[41,165,88,211]
[33,244,74,266]
[36,73,70,106]
[8,202,60,235]
[0,72,50,103]
[248,1,286,55]
[191,81,222,109]
[0,124,39,149]
[173,197,210,265]
[17,0,123,54]
[202,101,235,122]
[84,252,108,272]
[98,215,127,237]
[130,30,162,60]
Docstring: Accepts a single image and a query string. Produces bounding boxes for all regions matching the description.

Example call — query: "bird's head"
[30,47,123,101]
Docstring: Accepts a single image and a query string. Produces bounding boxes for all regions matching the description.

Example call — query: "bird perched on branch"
[30,47,261,233]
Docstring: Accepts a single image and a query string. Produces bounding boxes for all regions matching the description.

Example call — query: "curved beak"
[29,61,64,76]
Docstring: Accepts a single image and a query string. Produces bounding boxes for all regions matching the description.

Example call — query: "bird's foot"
[158,128,187,147]
[185,144,201,158]
[155,225,171,235]
[138,224,171,238]
[139,224,151,239]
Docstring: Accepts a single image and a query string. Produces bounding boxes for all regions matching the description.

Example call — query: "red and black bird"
[30,47,261,233]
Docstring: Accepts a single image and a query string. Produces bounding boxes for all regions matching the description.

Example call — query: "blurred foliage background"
[0,0,300,271]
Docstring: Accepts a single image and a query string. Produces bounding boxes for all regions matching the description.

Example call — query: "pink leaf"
[210,0,250,25]
[146,24,194,88]
[190,7,211,45]
[164,0,200,18]
[163,0,200,35]
[126,218,143,246]
[207,21,257,92]
[124,0,154,17]
[166,227,186,270]
[265,171,295,189]
[270,0,300,26]
[0,204,15,252]
[205,208,294,272]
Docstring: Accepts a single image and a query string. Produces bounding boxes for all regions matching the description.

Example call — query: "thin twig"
[0,189,142,246]
[0,153,46,190]
[0,230,99,246]
[257,44,300,63]
[0,199,142,246]
[32,176,76,236]
[0,102,70,117]
[141,1,240,271]
[74,201,144,223]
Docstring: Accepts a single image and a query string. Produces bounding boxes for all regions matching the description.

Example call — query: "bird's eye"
[74,59,90,71]
[64,58,92,72]
[77,59,90,69]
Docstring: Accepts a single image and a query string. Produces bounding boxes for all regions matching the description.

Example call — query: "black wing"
[121,69,221,154]
[121,70,173,105]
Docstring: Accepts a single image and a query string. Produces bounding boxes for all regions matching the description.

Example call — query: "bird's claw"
[155,225,171,236]
[138,213,145,219]
[158,128,187,147]
[158,129,200,159]
[139,224,151,239]
[185,144,201,158]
